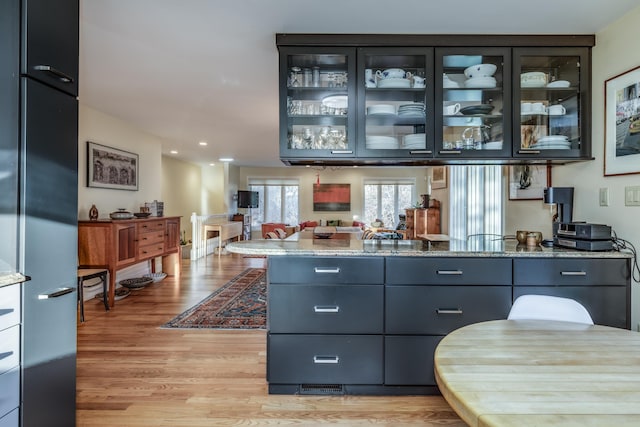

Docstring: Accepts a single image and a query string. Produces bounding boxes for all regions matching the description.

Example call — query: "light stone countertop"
[226,236,632,258]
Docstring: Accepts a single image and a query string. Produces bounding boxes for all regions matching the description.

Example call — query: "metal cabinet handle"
[436,308,463,314]
[561,271,587,276]
[439,150,462,154]
[518,150,541,154]
[436,270,463,275]
[314,267,340,274]
[0,351,14,361]
[409,150,432,155]
[0,308,14,317]
[33,65,74,83]
[313,356,339,364]
[314,305,340,313]
[330,150,353,154]
[38,287,74,299]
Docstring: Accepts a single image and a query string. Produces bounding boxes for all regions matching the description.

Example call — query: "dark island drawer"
[267,334,383,384]
[513,286,629,329]
[269,284,383,334]
[385,286,512,334]
[386,257,512,285]
[0,367,19,420]
[385,335,444,385]
[268,256,384,285]
[514,258,630,286]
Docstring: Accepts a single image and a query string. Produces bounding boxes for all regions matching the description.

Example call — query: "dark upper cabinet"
[21,0,79,96]
[276,34,594,166]
[512,47,591,160]
[278,46,357,161]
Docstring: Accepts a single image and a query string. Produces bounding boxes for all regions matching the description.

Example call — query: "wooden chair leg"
[100,272,109,312]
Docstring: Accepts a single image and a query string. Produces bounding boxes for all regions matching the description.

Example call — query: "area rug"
[162,268,266,329]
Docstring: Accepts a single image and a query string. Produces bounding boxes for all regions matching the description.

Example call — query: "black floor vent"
[300,384,344,395]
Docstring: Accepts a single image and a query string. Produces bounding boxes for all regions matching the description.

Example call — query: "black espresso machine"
[543,186,613,251]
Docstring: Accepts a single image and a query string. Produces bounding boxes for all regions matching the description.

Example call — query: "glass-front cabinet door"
[435,48,511,159]
[357,48,434,160]
[279,47,356,160]
[513,47,591,160]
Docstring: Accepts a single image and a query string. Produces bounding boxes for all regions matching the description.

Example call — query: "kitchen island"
[226,237,632,395]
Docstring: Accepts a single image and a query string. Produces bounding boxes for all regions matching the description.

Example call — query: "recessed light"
[170,150,178,154]
[199,141,208,146]
[219,157,234,162]
[209,163,215,166]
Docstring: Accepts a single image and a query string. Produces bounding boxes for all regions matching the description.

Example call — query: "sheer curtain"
[448,165,504,244]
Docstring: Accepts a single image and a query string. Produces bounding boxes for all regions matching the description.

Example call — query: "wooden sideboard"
[405,202,441,239]
[78,216,181,306]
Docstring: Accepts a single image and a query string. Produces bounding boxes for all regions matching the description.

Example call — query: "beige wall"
[555,4,640,328]
[161,155,202,240]
[77,105,163,220]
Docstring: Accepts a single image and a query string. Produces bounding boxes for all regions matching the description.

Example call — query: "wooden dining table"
[434,319,640,427]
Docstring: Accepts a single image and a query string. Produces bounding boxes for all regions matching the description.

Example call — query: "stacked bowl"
[463,64,497,88]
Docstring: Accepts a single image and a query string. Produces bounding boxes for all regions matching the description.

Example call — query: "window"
[448,165,503,245]
[363,178,415,229]
[248,178,299,228]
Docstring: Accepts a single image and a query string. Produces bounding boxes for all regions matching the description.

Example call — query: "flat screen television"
[237,190,259,208]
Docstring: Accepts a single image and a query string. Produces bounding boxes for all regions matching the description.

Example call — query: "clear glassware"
[289,67,301,87]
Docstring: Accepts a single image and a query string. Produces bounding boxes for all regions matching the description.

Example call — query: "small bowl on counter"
[110,209,134,220]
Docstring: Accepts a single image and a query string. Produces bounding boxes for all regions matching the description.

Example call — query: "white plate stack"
[403,133,426,149]
[377,78,411,88]
[366,136,399,149]
[530,135,571,150]
[463,63,497,88]
[367,104,396,115]
[397,103,426,118]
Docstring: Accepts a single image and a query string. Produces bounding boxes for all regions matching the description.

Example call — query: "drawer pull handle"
[409,150,432,155]
[439,150,462,155]
[38,287,74,299]
[0,308,14,317]
[436,270,463,275]
[33,65,74,83]
[314,305,340,313]
[314,267,340,274]
[313,356,339,364]
[0,351,14,361]
[518,149,541,154]
[561,271,587,276]
[331,150,353,154]
[436,308,463,315]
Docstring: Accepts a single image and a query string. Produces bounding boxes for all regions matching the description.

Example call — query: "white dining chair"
[508,294,594,325]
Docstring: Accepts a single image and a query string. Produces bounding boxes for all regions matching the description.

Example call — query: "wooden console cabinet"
[78,216,181,306]
[405,204,440,239]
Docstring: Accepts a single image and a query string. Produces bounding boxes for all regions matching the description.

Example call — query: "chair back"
[508,294,594,325]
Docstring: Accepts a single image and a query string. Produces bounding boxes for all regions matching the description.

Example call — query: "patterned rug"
[162,268,266,329]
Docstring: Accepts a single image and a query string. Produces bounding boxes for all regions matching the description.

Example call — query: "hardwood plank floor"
[76,253,465,426]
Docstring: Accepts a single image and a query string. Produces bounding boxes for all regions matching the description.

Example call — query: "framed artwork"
[87,141,139,190]
[604,65,640,176]
[431,166,447,189]
[313,183,350,211]
[509,165,551,200]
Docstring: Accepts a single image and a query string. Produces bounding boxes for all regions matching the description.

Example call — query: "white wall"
[554,4,640,329]
[78,105,163,219]
[161,155,202,240]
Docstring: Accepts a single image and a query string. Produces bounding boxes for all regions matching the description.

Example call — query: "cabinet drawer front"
[386,257,512,285]
[386,286,512,334]
[268,334,383,384]
[138,231,165,245]
[138,243,165,259]
[138,220,165,233]
[269,257,384,284]
[385,336,443,385]
[269,285,383,333]
[514,286,629,329]
[514,258,630,286]
[0,326,19,376]
[0,367,19,420]
[0,285,20,332]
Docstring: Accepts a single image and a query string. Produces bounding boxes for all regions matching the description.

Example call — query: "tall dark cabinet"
[3,0,79,426]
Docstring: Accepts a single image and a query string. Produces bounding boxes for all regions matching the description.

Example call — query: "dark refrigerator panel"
[20,77,78,427]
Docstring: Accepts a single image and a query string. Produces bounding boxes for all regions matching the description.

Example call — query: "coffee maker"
[543,187,574,246]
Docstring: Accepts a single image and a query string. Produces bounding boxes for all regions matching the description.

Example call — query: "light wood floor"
[76,253,465,426]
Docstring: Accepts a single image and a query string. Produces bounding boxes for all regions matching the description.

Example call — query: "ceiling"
[79,0,638,168]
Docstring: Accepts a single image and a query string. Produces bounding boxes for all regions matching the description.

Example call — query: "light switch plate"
[599,188,609,206]
[625,186,640,206]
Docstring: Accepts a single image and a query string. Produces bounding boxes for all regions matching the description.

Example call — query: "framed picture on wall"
[431,166,447,189]
[87,141,139,190]
[509,165,551,200]
[313,183,350,211]
[604,65,640,176]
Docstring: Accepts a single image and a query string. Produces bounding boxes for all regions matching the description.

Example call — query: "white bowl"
[464,63,497,78]
[464,77,496,88]
[367,104,396,115]
[378,68,406,79]
[521,72,547,87]
[144,272,167,283]
[547,80,570,88]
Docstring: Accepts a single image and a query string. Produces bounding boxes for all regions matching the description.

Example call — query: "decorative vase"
[89,204,99,221]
